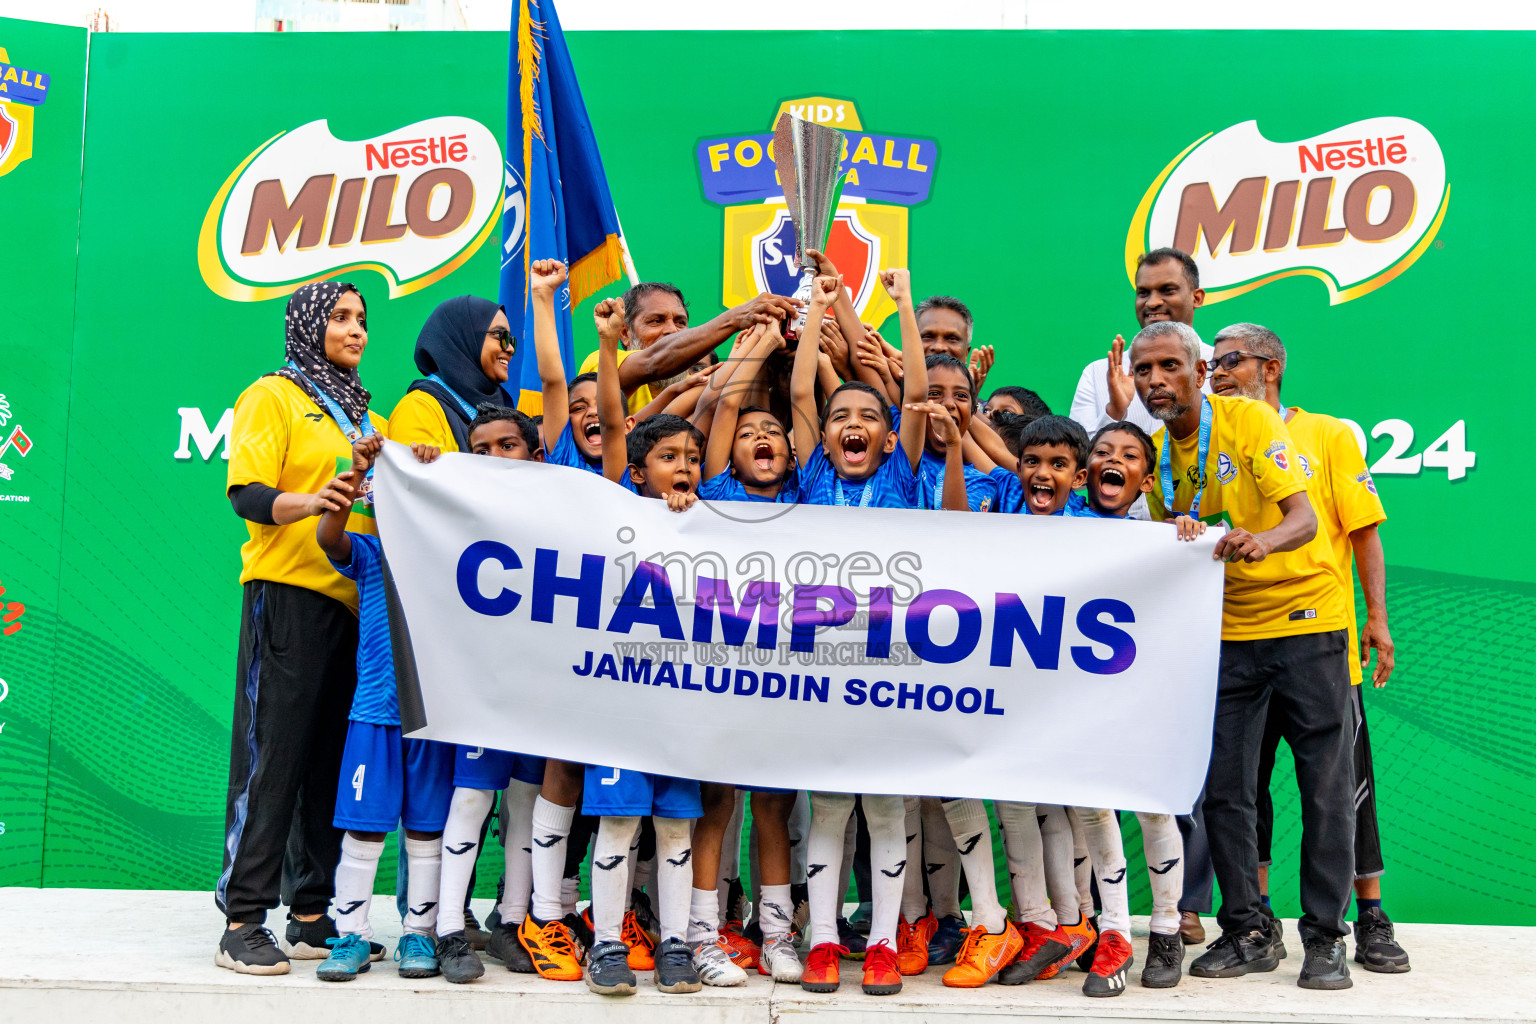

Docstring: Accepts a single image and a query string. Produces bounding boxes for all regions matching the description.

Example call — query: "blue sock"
[1357,897,1382,914]
[1260,894,1270,906]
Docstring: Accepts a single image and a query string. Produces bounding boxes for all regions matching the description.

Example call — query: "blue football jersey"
[796,443,919,509]
[329,533,399,725]
[989,467,1088,517]
[546,421,604,474]
[917,449,998,512]
[698,469,799,504]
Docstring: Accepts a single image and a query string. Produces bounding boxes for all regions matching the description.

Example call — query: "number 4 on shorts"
[352,764,366,800]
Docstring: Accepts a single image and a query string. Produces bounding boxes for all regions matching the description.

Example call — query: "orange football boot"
[862,939,903,995]
[895,916,930,975]
[915,909,940,947]
[943,919,1025,987]
[720,920,761,970]
[1038,916,1097,980]
[621,909,655,970]
[800,942,847,992]
[517,916,583,981]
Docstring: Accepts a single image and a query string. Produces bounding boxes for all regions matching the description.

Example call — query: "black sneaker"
[847,900,873,936]
[216,924,291,975]
[1354,907,1410,973]
[791,882,810,937]
[284,914,384,961]
[836,917,868,959]
[1298,937,1352,990]
[631,888,660,947]
[487,921,536,973]
[1140,931,1184,988]
[654,936,702,993]
[997,924,1070,985]
[485,907,502,933]
[437,933,486,984]
[586,940,637,996]
[1075,913,1100,971]
[1266,913,1289,960]
[1188,929,1279,979]
[463,908,490,950]
[564,910,594,958]
[724,876,749,925]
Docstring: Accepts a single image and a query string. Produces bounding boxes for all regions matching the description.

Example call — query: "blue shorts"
[453,744,547,791]
[334,722,456,833]
[582,766,702,818]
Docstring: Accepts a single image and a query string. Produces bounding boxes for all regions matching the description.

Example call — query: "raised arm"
[885,269,928,469]
[853,328,899,404]
[530,259,570,445]
[967,413,1017,472]
[596,300,630,482]
[790,278,838,469]
[703,323,779,479]
[616,292,802,394]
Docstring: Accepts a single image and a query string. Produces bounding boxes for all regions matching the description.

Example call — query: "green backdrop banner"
[1,19,1531,925]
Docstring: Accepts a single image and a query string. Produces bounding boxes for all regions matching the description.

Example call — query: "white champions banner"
[374,443,1227,814]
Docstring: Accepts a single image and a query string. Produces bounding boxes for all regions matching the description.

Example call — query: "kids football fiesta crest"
[0,45,51,179]
[697,98,937,325]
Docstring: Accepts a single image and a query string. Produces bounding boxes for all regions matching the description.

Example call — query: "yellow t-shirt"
[388,388,458,452]
[226,376,388,612]
[1148,394,1345,640]
[1284,408,1387,684]
[577,346,656,415]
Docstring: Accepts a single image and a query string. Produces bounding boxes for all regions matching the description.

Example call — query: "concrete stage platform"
[2,888,1531,1024]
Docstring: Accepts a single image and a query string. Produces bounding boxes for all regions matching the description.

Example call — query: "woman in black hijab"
[218,281,388,975]
[388,296,515,452]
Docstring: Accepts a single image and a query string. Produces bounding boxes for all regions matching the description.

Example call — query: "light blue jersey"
[917,449,998,512]
[329,533,399,725]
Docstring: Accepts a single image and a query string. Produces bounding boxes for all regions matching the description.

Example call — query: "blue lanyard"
[1161,394,1211,520]
[834,475,874,508]
[426,373,479,421]
[289,363,375,503]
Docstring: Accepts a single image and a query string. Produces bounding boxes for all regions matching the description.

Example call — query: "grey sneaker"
[586,940,637,996]
[216,924,291,976]
[1140,931,1183,988]
[437,932,485,984]
[487,921,536,973]
[1298,937,1352,990]
[1354,907,1410,973]
[655,936,702,993]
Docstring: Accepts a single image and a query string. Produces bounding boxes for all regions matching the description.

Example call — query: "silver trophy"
[773,112,847,342]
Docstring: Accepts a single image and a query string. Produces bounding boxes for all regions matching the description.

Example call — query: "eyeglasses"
[487,327,516,353]
[1208,350,1270,372]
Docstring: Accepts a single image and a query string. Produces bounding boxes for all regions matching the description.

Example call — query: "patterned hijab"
[266,281,372,425]
[406,295,504,451]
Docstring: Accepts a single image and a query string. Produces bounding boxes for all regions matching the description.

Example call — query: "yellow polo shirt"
[1149,394,1346,640]
[1284,407,1387,684]
[227,376,387,612]
[388,388,458,452]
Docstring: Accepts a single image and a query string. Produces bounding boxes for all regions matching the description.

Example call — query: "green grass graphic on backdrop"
[19,567,1536,925]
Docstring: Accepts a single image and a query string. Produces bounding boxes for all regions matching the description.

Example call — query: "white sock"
[333,834,384,939]
[1075,807,1130,939]
[996,801,1053,929]
[529,797,574,923]
[653,815,694,942]
[592,816,639,943]
[687,886,719,944]
[716,790,746,922]
[561,875,579,918]
[1039,806,1080,926]
[402,836,443,936]
[922,797,962,919]
[788,791,811,885]
[498,780,539,925]
[942,798,1004,934]
[626,828,646,913]
[862,794,906,948]
[900,796,927,921]
[807,791,856,947]
[1136,811,1184,936]
[437,788,493,936]
[759,883,794,943]
[1068,807,1094,918]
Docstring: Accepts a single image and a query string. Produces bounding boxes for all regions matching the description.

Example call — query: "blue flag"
[500,0,626,412]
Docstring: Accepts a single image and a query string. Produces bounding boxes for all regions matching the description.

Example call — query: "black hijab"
[266,281,372,425]
[406,295,505,452]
